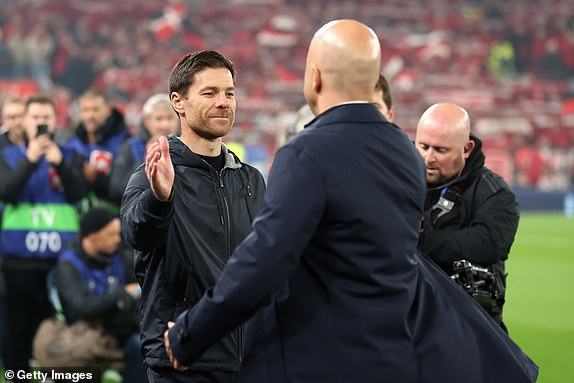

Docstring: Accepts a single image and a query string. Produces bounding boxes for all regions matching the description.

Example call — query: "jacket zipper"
[217,170,243,362]
[217,171,231,259]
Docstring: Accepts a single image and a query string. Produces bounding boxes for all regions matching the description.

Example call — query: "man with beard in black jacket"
[120,50,266,382]
[415,103,519,330]
[67,89,130,211]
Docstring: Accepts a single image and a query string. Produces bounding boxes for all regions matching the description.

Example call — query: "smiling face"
[173,67,236,140]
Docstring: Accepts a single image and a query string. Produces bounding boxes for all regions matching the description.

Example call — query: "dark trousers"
[121,333,147,383]
[147,367,239,383]
[2,267,53,380]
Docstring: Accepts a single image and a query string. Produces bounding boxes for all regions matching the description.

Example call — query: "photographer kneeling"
[34,208,145,382]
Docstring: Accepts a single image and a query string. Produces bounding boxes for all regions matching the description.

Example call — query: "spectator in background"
[54,208,145,383]
[415,103,519,330]
[24,25,55,91]
[55,40,98,97]
[538,38,570,80]
[0,97,26,367]
[373,73,395,122]
[513,135,544,188]
[6,23,28,80]
[0,95,87,380]
[121,50,266,383]
[109,93,179,204]
[67,89,130,211]
[0,98,26,150]
[276,104,314,149]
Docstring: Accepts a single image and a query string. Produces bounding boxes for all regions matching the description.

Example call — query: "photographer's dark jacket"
[418,135,519,309]
[120,136,265,370]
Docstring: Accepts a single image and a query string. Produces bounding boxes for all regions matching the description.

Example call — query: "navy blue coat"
[169,104,538,382]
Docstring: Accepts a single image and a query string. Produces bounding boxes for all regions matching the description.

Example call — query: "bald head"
[415,103,474,186]
[417,103,470,144]
[304,20,381,115]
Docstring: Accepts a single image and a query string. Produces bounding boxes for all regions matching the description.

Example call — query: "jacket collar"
[305,103,386,129]
[458,134,485,183]
[168,136,242,170]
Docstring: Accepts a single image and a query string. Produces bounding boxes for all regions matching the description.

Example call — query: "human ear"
[170,92,185,115]
[312,65,322,94]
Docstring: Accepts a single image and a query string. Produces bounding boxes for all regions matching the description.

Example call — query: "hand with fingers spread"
[145,135,174,201]
[164,321,188,371]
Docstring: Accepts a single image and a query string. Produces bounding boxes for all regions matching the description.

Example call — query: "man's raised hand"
[145,136,174,201]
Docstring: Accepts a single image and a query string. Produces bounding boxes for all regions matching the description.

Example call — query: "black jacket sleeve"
[55,151,89,202]
[56,261,130,323]
[120,165,174,252]
[420,173,519,266]
[93,172,112,199]
[0,154,37,203]
[109,141,136,205]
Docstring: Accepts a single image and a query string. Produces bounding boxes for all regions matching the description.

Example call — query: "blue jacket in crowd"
[0,143,87,261]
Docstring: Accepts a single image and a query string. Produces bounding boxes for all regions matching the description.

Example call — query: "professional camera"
[450,260,504,316]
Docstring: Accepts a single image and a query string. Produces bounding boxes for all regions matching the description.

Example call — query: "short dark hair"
[25,95,55,112]
[375,74,393,111]
[79,89,109,104]
[169,50,235,96]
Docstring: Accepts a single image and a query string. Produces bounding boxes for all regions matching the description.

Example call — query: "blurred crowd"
[0,0,574,189]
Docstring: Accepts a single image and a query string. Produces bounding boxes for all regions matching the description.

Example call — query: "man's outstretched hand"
[164,321,188,371]
[145,136,175,201]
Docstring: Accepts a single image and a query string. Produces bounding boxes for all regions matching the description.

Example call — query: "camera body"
[451,259,504,316]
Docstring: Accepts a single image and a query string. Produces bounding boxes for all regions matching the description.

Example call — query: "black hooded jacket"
[417,135,519,314]
[120,136,265,370]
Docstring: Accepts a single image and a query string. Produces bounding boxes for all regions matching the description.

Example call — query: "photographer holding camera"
[415,103,519,331]
[0,95,87,379]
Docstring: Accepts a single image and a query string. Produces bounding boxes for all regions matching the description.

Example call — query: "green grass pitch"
[505,213,574,383]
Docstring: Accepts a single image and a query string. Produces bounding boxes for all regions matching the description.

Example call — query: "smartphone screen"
[36,124,49,137]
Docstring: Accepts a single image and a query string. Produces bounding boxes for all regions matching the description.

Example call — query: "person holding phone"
[0,95,88,380]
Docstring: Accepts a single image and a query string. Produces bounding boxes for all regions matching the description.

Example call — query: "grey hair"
[142,93,172,117]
